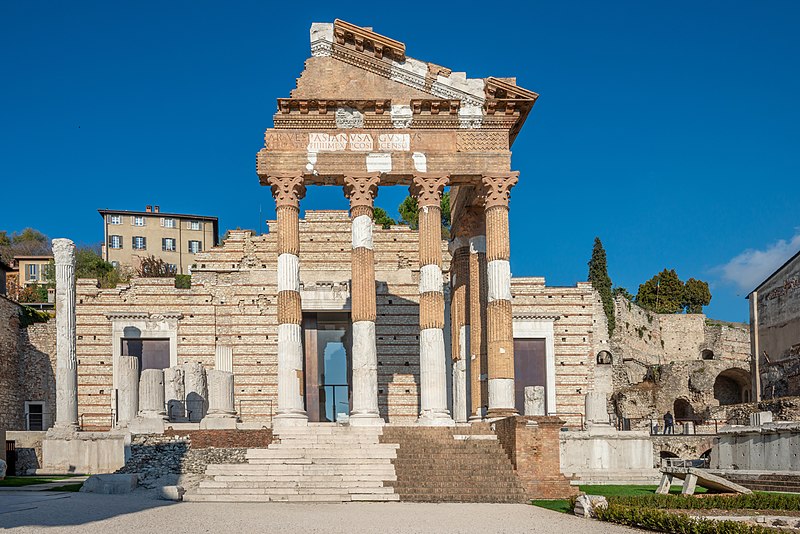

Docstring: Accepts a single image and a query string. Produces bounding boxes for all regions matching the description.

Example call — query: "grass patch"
[47,483,83,492]
[531,499,572,513]
[579,484,706,497]
[0,476,75,487]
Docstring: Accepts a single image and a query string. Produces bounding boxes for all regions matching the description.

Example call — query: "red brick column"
[410,173,453,425]
[482,173,519,417]
[267,174,307,424]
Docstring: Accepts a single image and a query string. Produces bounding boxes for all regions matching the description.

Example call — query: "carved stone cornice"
[267,175,307,208]
[333,19,405,62]
[343,173,381,210]
[481,172,519,209]
[485,77,539,102]
[410,173,449,207]
[277,99,390,115]
[410,99,460,115]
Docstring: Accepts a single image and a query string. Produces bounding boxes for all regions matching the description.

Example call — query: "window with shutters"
[110,235,123,249]
[188,240,202,253]
[132,236,147,250]
[133,216,145,226]
[187,220,201,230]
[162,238,176,252]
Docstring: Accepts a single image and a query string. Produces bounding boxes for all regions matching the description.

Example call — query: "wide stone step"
[247,457,395,465]
[246,449,397,460]
[195,486,396,495]
[201,480,389,489]
[212,474,397,483]
[206,466,396,476]
[184,492,400,503]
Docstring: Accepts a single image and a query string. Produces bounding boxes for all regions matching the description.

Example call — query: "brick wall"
[493,416,577,499]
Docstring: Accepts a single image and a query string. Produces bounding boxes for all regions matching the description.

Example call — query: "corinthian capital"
[52,238,76,267]
[480,172,519,209]
[410,173,449,208]
[267,175,306,208]
[343,173,381,210]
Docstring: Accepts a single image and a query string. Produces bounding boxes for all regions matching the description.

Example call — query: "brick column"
[411,173,453,425]
[449,233,470,423]
[482,173,519,417]
[268,174,308,425]
[344,173,383,425]
[466,208,488,421]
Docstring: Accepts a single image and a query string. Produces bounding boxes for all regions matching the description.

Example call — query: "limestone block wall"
[712,423,800,471]
[510,279,603,421]
[0,296,56,431]
[0,295,23,430]
[753,253,800,398]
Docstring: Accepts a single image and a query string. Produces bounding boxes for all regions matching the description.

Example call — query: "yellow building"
[99,205,218,275]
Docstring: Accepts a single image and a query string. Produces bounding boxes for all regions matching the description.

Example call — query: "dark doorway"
[121,338,170,371]
[513,338,547,414]
[303,312,352,422]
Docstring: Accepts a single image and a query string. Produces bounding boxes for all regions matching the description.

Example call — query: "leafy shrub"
[597,504,776,533]
[19,305,50,327]
[608,492,800,511]
[175,275,191,289]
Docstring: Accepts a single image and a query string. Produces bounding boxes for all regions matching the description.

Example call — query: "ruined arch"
[713,368,751,405]
[673,398,696,421]
[701,349,715,360]
[596,350,613,365]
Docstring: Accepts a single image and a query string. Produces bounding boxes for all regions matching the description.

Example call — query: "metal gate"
[5,441,16,476]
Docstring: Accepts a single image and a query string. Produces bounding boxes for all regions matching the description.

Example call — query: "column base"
[417,410,455,426]
[273,411,308,428]
[468,412,486,422]
[129,417,166,435]
[486,409,518,419]
[349,413,385,426]
[200,415,238,430]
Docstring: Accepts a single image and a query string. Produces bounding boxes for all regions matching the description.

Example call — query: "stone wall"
[712,423,800,471]
[510,278,607,422]
[610,296,751,425]
[752,251,800,399]
[492,416,577,498]
[0,296,56,431]
[0,296,22,430]
[118,429,274,487]
[6,431,46,475]
[75,210,610,428]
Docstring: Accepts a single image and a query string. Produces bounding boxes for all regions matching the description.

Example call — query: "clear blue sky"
[2,1,799,323]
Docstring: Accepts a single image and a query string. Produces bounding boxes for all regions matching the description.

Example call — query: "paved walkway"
[0,492,638,533]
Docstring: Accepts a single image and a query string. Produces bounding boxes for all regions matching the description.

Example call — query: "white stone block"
[488,378,515,411]
[351,215,374,250]
[412,152,427,172]
[524,385,546,416]
[277,253,300,292]
[81,474,138,494]
[418,264,443,294]
[487,259,512,302]
[366,153,392,172]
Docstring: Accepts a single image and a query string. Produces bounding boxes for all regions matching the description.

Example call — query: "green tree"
[373,207,396,229]
[588,237,615,335]
[137,255,175,278]
[12,228,48,245]
[636,269,685,313]
[683,278,712,314]
[74,246,129,288]
[612,286,634,301]
[0,231,10,247]
[397,191,451,232]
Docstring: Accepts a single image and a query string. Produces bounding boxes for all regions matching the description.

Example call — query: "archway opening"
[673,398,695,422]
[596,350,612,365]
[701,349,715,360]
[713,368,751,405]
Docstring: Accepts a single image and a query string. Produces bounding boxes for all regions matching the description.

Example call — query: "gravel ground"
[0,491,639,533]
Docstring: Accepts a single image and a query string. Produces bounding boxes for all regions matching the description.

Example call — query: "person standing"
[663,411,674,435]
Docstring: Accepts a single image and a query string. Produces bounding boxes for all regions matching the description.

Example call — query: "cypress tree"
[588,237,615,336]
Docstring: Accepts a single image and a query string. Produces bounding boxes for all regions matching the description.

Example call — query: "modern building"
[748,246,800,399]
[98,205,219,275]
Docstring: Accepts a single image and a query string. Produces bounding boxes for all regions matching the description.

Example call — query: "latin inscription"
[266,131,415,153]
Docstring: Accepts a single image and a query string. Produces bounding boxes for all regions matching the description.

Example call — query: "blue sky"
[2,1,798,323]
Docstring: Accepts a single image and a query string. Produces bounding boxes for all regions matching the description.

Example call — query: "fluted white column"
[207,370,236,416]
[117,355,139,427]
[215,344,233,373]
[138,369,167,419]
[53,238,79,431]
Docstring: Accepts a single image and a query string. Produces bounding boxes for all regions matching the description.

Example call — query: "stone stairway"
[184,424,399,502]
[380,424,529,503]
